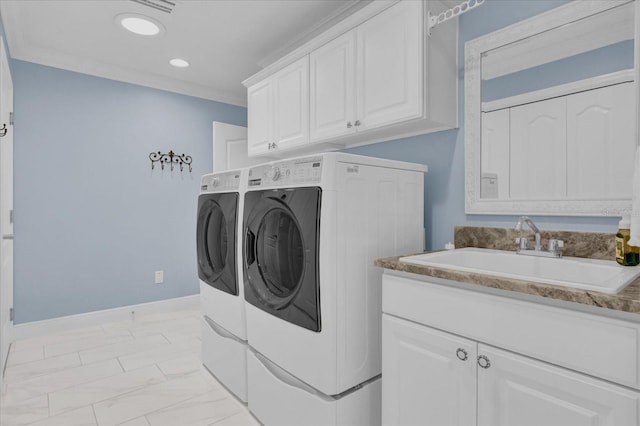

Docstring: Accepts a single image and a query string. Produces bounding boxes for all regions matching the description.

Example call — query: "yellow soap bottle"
[615,217,639,266]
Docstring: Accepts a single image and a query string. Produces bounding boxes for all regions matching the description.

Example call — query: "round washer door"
[243,187,321,332]
[196,192,238,295]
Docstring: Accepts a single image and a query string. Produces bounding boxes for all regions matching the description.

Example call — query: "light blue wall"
[12,61,246,323]
[8,0,627,323]
[345,0,620,250]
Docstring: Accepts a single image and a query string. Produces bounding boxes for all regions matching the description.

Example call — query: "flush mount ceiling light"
[116,13,164,36]
[169,58,190,68]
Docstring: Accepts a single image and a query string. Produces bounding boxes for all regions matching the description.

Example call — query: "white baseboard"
[10,294,201,342]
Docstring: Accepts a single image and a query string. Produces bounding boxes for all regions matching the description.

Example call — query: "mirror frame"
[464,0,637,216]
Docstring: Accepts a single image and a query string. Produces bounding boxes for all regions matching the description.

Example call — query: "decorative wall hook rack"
[0,124,7,137]
[149,150,193,172]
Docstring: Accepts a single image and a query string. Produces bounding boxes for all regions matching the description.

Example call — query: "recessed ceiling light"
[116,13,164,36]
[170,58,190,68]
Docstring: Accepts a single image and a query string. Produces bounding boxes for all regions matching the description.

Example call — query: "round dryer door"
[243,187,321,332]
[196,192,238,295]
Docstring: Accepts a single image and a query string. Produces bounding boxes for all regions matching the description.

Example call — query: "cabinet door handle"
[347,121,353,128]
[354,120,361,126]
[456,348,468,361]
[477,355,491,369]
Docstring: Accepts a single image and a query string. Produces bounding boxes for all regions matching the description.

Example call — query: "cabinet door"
[356,0,423,131]
[309,31,356,143]
[272,56,309,151]
[382,314,476,426]
[509,97,567,200]
[566,82,635,199]
[247,79,273,157]
[477,345,640,426]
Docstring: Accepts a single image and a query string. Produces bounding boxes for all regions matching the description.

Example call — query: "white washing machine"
[196,169,248,402]
[242,152,426,425]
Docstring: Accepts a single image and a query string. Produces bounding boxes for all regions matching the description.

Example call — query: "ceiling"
[0,0,367,106]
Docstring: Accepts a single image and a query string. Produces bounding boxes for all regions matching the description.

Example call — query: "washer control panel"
[200,171,241,192]
[248,157,323,187]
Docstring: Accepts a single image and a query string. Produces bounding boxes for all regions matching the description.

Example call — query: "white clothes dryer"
[196,169,248,402]
[242,153,426,425]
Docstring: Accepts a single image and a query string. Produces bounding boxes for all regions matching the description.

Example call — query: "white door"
[382,315,477,426]
[272,56,309,151]
[247,79,272,157]
[477,345,640,426]
[309,31,356,142]
[356,0,423,131]
[213,122,248,172]
[0,37,13,387]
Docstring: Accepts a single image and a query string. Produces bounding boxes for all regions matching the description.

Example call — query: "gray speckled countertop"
[375,226,640,315]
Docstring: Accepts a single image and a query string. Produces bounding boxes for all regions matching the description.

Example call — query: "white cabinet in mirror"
[465,0,638,216]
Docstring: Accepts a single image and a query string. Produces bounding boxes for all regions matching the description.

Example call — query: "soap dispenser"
[616,216,639,266]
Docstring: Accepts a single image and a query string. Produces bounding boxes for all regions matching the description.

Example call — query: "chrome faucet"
[514,216,564,258]
[514,216,542,251]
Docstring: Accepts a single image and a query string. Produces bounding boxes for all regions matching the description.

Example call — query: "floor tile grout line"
[3,353,83,386]
[3,363,181,417]
[91,403,99,426]
[121,386,225,425]
[3,363,129,411]
[116,356,126,373]
[4,345,65,372]
[47,365,170,419]
[43,334,137,361]
[207,407,258,426]
[77,336,174,366]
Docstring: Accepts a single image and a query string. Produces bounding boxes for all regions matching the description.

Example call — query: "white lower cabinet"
[382,315,476,426]
[383,314,640,426]
[478,345,639,426]
[382,272,640,426]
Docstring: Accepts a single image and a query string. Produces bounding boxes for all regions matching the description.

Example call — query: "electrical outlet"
[155,270,164,284]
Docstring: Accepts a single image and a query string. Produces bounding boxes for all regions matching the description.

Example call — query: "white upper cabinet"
[310,1,423,143]
[247,57,309,157]
[273,58,309,152]
[247,78,272,157]
[309,31,356,142]
[245,0,458,158]
[355,0,423,132]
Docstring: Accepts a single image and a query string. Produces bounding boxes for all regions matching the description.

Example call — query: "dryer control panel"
[248,157,323,188]
[200,171,241,192]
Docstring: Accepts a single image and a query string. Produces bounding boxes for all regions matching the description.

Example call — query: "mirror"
[465,0,638,216]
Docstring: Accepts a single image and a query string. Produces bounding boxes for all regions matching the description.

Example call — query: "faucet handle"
[548,239,564,254]
[515,237,530,250]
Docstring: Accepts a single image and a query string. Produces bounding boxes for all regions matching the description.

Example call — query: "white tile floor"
[1,307,260,426]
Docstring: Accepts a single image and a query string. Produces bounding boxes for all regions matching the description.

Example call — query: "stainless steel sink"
[399,248,640,294]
